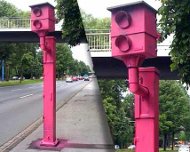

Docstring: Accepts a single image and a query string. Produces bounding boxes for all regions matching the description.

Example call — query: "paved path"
[1,79,114,152]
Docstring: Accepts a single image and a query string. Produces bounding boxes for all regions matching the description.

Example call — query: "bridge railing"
[85,29,111,52]
[0,18,30,29]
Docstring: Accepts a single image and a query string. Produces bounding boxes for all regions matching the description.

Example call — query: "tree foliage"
[98,80,133,148]
[159,80,190,149]
[159,1,190,85]
[56,44,73,78]
[56,43,90,79]
[56,0,87,46]
[0,0,20,17]
[81,11,110,29]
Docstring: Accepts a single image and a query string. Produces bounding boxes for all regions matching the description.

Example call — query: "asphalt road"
[0,80,89,146]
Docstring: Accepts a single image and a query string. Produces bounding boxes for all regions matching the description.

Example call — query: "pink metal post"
[41,36,58,146]
[134,67,159,152]
[108,2,159,152]
[30,3,58,146]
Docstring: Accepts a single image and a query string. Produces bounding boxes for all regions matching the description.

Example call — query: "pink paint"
[30,139,67,150]
[30,3,55,33]
[41,36,58,146]
[108,2,157,60]
[108,2,159,152]
[30,3,58,147]
[128,67,149,96]
[30,3,55,52]
[135,67,159,152]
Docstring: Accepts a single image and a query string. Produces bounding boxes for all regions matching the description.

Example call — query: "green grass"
[116,149,177,152]
[0,79,42,87]
[116,150,133,152]
[159,147,177,152]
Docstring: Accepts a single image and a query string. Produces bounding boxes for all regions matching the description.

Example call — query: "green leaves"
[159,80,190,137]
[56,0,87,46]
[98,80,133,147]
[159,0,190,85]
[0,0,20,17]
[56,43,90,78]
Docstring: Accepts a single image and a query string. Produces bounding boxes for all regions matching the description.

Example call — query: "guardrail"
[0,18,30,29]
[86,29,111,52]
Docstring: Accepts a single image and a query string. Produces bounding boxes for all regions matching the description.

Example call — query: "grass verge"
[0,79,42,87]
[116,149,177,152]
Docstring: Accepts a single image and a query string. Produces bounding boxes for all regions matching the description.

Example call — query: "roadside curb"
[0,81,90,152]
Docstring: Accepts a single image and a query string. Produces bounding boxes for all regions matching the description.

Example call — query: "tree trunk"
[20,65,23,83]
[163,133,167,151]
[171,132,175,150]
[6,63,9,81]
[30,66,33,80]
[168,133,170,148]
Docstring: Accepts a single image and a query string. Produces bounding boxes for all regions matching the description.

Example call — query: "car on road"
[78,75,83,80]
[83,75,89,81]
[114,145,120,149]
[128,145,135,150]
[12,76,18,80]
[178,145,190,152]
[66,76,73,83]
[18,76,25,80]
[72,76,78,81]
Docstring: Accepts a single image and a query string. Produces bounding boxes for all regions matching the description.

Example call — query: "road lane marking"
[11,89,22,92]
[28,86,36,89]
[28,86,41,89]
[19,94,33,99]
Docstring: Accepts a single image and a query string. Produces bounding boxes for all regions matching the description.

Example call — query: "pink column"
[40,36,58,146]
[134,67,159,152]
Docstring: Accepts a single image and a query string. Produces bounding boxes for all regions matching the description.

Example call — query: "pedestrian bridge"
[0,18,177,79]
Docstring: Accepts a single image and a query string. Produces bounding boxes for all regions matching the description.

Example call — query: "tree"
[56,44,73,79]
[81,11,110,29]
[56,43,90,78]
[159,80,190,150]
[0,0,20,17]
[179,131,186,142]
[56,0,87,46]
[7,43,38,80]
[98,80,133,148]
[0,0,39,81]
[77,61,90,76]
[20,52,41,80]
[159,1,190,85]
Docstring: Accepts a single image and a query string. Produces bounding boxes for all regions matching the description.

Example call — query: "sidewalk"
[8,79,115,152]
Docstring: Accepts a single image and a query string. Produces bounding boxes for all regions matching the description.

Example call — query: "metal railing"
[0,18,30,29]
[86,29,111,52]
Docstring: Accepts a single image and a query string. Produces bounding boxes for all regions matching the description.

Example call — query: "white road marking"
[11,89,22,92]
[28,86,35,89]
[19,94,33,99]
[28,86,40,89]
